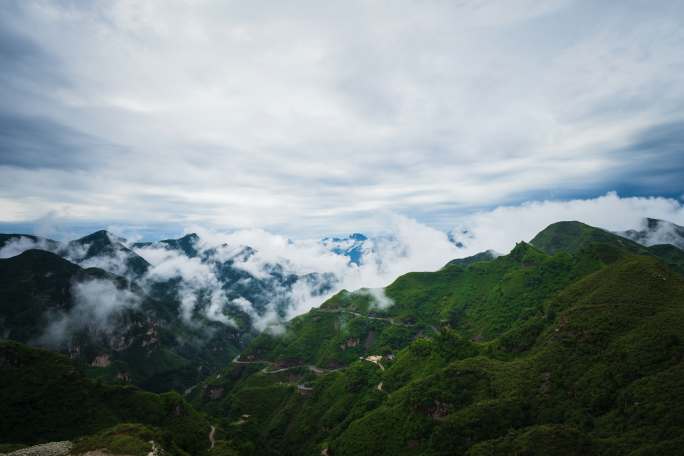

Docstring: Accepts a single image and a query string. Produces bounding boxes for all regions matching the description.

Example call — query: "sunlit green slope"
[189,221,684,455]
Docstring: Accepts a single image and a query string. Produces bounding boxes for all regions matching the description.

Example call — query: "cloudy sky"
[1,0,683,240]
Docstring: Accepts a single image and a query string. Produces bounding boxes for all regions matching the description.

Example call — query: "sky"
[1,0,684,241]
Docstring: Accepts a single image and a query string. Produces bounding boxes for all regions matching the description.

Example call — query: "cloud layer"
[449,192,684,256]
[0,1,683,236]
[3,193,684,333]
[38,278,141,347]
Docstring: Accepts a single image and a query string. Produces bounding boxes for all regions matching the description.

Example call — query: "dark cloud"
[0,1,682,236]
[611,121,684,194]
[0,6,66,88]
[0,23,44,64]
[0,113,113,170]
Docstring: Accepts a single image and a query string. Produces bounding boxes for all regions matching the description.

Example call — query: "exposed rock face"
[428,400,451,419]
[1,441,72,456]
[207,386,225,400]
[90,354,111,368]
[339,337,359,350]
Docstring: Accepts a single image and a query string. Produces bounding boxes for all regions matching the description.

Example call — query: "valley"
[2,219,684,455]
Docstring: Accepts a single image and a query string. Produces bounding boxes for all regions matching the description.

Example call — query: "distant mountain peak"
[157,233,201,257]
[321,233,369,265]
[74,229,125,246]
[446,250,497,268]
[618,217,684,251]
[66,230,149,277]
[530,221,647,255]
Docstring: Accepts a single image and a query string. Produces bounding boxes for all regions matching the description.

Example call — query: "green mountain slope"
[237,237,611,369]
[330,255,684,456]
[0,249,242,393]
[445,250,497,268]
[529,221,649,255]
[187,222,684,455]
[0,249,124,341]
[647,243,684,274]
[0,341,213,455]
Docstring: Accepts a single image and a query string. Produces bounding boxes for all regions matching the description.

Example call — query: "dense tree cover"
[3,221,684,455]
[188,222,684,455]
[0,341,216,455]
[0,249,243,392]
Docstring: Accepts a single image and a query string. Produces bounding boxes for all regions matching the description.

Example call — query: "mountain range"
[0,229,340,392]
[1,218,684,455]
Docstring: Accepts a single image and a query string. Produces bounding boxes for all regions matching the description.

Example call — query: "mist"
[38,278,141,347]
[4,193,684,334]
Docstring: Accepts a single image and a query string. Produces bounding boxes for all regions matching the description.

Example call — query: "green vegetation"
[0,249,243,393]
[72,424,165,456]
[4,221,684,455]
[529,220,648,255]
[0,341,212,455]
[188,221,684,455]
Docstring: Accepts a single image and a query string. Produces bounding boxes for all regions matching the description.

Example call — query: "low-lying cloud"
[135,244,235,326]
[38,278,141,347]
[0,236,54,258]
[358,288,395,310]
[187,214,461,328]
[5,193,684,334]
[449,192,684,257]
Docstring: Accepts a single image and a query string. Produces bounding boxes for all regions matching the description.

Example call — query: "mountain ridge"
[3,219,684,455]
[183,220,684,455]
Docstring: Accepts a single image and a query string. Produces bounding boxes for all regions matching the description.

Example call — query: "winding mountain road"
[231,354,342,375]
[313,308,440,334]
[209,425,216,449]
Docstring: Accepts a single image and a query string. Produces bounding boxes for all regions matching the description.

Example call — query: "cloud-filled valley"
[3,3,684,454]
[3,192,684,340]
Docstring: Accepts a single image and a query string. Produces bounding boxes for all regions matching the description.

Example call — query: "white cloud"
[620,218,684,250]
[359,288,395,310]
[449,192,684,256]
[0,1,683,235]
[39,278,141,346]
[135,244,235,326]
[185,214,462,324]
[0,236,53,259]
[6,193,684,335]
[72,279,140,322]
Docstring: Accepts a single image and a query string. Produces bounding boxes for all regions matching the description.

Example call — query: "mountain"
[445,250,498,268]
[0,249,120,342]
[133,233,201,258]
[0,233,61,256]
[0,248,243,393]
[5,220,684,455]
[186,221,684,455]
[0,340,215,455]
[0,229,338,392]
[321,233,369,265]
[67,230,150,277]
[132,232,337,328]
[618,217,684,250]
[529,220,649,255]
[0,230,151,278]
[532,220,684,274]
